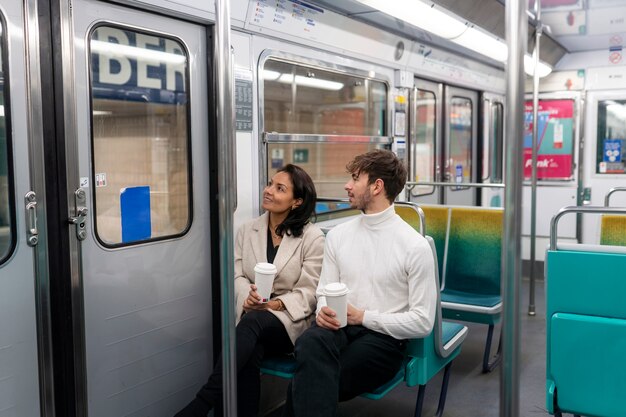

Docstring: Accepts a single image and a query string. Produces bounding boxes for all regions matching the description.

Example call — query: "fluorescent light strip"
[356,0,553,78]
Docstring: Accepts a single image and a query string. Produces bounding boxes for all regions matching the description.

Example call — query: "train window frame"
[595,99,626,175]
[446,95,473,190]
[258,50,393,202]
[0,12,16,266]
[409,87,438,197]
[87,23,194,249]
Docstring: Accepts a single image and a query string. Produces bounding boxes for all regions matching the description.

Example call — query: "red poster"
[523,149,573,179]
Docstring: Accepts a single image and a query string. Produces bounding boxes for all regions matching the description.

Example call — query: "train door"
[581,91,626,243]
[444,86,478,205]
[64,2,213,416]
[0,1,50,416]
[481,93,505,208]
[408,78,443,204]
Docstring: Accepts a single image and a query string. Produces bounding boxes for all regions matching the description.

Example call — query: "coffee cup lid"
[254,262,277,274]
[324,282,349,296]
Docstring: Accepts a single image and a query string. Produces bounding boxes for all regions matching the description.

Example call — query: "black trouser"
[175,310,293,417]
[282,323,406,417]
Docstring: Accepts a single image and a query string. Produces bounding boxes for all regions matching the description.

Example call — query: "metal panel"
[66,2,213,416]
[0,0,47,416]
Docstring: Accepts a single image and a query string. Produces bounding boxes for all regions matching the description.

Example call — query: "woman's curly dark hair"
[273,164,317,238]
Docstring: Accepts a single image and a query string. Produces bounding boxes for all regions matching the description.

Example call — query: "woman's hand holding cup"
[243,284,267,311]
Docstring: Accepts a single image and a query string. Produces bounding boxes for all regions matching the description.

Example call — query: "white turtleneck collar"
[360,204,396,229]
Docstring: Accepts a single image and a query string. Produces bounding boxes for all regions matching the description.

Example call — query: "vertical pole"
[215,0,237,416]
[502,0,526,416]
[529,0,542,317]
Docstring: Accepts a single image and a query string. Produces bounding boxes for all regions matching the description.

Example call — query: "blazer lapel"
[272,232,302,276]
[250,213,269,263]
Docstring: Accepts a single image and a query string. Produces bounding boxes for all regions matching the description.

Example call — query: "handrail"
[263,132,392,144]
[604,187,626,207]
[215,0,238,415]
[550,206,626,250]
[406,181,505,189]
[315,198,425,236]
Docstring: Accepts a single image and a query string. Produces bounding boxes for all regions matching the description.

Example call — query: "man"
[283,149,437,417]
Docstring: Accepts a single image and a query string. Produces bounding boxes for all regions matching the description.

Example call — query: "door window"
[446,97,473,186]
[410,88,436,196]
[596,100,626,174]
[0,17,14,264]
[89,26,192,246]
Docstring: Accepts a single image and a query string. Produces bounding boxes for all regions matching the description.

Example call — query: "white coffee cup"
[254,262,277,303]
[324,282,349,328]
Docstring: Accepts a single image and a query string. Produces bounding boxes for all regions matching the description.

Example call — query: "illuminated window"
[263,58,388,199]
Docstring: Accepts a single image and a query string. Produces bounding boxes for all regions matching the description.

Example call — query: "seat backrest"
[419,205,450,279]
[444,207,503,296]
[600,214,626,246]
[546,246,626,416]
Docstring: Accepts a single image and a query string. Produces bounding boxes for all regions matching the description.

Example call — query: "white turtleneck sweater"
[315,204,437,340]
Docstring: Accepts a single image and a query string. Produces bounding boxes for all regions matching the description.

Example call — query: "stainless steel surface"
[58,0,88,413]
[25,192,39,246]
[406,181,505,189]
[550,206,626,251]
[215,0,238,415]
[502,0,525,415]
[528,0,541,317]
[68,188,87,241]
[24,0,55,411]
[604,187,626,207]
[263,133,392,145]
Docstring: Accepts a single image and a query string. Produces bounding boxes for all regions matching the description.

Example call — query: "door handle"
[68,188,88,241]
[25,191,38,246]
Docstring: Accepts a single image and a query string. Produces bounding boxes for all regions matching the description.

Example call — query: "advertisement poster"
[524,100,575,180]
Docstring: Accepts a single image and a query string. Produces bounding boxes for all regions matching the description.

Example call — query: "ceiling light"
[356,0,466,39]
[523,55,553,78]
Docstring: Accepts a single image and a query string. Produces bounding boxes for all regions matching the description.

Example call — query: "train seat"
[599,214,626,246]
[260,236,468,417]
[439,206,503,373]
[546,243,626,417]
[416,205,450,279]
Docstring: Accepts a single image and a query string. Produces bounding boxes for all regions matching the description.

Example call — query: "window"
[596,100,626,174]
[410,89,436,196]
[262,58,389,198]
[489,102,504,182]
[90,26,191,246]
[446,97,473,187]
[0,17,14,264]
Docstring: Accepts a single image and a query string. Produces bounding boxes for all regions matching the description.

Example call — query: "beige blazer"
[234,212,324,344]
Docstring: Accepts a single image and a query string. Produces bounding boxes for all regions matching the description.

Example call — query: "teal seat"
[261,236,468,417]
[546,243,626,417]
[440,206,503,373]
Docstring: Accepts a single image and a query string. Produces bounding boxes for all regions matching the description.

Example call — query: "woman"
[175,164,324,417]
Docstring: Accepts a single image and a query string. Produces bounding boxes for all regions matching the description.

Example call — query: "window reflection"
[90,26,191,246]
[263,58,388,198]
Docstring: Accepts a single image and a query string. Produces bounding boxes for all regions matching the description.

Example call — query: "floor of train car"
[259,277,547,417]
